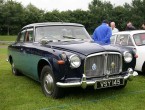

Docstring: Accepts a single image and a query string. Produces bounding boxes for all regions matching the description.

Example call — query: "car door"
[133,33,145,71]
[11,29,26,72]
[21,28,39,78]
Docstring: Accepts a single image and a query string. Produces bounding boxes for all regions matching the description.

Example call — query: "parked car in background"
[111,30,145,73]
[8,22,137,98]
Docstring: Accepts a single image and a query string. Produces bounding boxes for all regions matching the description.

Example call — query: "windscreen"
[35,25,91,42]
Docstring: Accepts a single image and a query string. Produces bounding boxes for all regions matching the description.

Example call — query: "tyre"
[142,62,145,73]
[11,62,21,76]
[40,65,64,99]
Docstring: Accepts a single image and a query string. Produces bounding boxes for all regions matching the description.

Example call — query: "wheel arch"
[37,58,52,80]
[9,55,13,64]
[142,61,145,73]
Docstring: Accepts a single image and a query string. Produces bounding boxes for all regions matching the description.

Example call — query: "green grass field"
[1,46,145,110]
[0,35,16,41]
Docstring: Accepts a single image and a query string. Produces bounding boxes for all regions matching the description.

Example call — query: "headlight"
[123,51,133,63]
[69,54,81,68]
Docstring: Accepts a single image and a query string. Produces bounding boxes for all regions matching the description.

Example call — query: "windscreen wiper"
[63,36,76,39]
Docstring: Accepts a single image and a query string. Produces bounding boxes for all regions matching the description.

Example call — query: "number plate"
[95,79,124,89]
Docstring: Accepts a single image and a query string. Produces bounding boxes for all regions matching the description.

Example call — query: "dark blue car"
[8,22,138,98]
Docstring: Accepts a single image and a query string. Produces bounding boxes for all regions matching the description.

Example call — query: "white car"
[111,30,145,73]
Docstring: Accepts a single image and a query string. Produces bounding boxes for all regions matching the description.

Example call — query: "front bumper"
[56,68,138,89]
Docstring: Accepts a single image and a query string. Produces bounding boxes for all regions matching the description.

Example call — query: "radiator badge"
[92,63,97,70]
[111,62,115,69]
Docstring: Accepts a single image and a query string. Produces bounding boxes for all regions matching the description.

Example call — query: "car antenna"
[53,15,63,23]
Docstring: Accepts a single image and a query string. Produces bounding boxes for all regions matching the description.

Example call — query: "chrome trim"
[123,51,133,63]
[69,54,81,68]
[84,52,122,78]
[6,59,9,62]
[56,68,138,88]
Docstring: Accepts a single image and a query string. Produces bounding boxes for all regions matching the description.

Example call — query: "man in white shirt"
[110,22,119,33]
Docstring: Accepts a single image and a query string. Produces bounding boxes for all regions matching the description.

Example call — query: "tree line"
[0,0,145,35]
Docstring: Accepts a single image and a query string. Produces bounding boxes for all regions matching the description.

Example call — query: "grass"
[0,35,16,41]
[1,46,145,110]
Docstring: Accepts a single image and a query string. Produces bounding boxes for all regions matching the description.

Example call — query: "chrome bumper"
[56,68,138,89]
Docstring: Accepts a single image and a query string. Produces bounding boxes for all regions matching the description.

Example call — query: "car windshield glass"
[35,26,91,42]
[133,33,145,46]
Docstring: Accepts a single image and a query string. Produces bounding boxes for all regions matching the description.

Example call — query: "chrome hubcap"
[44,73,54,94]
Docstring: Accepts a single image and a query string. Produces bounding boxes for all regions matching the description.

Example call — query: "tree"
[2,0,25,35]
[130,0,145,28]
[88,0,113,33]
[23,3,44,25]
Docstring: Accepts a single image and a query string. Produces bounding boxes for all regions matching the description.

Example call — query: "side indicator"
[57,60,65,65]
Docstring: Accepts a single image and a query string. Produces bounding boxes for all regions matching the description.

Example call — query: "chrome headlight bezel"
[69,54,81,68]
[123,51,133,63]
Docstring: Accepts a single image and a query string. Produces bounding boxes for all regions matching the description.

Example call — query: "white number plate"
[96,79,124,88]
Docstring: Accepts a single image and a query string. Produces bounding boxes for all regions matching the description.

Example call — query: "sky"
[14,0,133,11]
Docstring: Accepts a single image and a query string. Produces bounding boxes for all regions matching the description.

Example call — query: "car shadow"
[137,71,145,76]
[64,86,126,99]
[18,75,127,99]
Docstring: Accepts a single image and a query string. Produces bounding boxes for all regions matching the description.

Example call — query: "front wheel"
[40,65,64,99]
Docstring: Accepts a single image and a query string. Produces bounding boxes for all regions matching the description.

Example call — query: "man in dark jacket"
[125,21,136,30]
[92,20,112,45]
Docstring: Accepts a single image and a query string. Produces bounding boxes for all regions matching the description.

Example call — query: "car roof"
[113,30,145,35]
[22,22,84,29]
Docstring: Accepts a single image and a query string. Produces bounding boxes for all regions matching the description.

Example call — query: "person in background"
[110,22,119,33]
[142,22,145,30]
[92,20,112,45]
[125,21,136,30]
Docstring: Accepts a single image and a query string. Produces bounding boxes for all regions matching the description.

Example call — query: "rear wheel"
[40,65,64,99]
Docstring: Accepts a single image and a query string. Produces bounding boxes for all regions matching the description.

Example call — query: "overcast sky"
[14,0,133,11]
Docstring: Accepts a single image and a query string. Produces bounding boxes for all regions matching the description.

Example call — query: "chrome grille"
[107,54,121,75]
[84,52,122,78]
[85,55,104,77]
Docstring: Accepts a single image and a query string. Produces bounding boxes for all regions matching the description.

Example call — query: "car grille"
[84,52,122,78]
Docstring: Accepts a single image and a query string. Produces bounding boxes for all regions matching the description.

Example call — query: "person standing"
[125,21,136,30]
[110,22,119,33]
[142,22,145,30]
[92,20,112,45]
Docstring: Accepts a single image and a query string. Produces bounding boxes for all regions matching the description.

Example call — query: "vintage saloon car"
[111,30,145,73]
[8,22,137,98]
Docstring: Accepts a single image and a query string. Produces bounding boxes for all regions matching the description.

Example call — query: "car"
[8,22,138,98]
[111,30,145,73]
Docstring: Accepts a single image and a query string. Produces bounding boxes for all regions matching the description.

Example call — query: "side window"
[116,35,129,46]
[25,28,34,42]
[17,30,26,42]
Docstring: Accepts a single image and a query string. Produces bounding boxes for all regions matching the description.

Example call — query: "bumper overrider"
[56,68,138,89]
